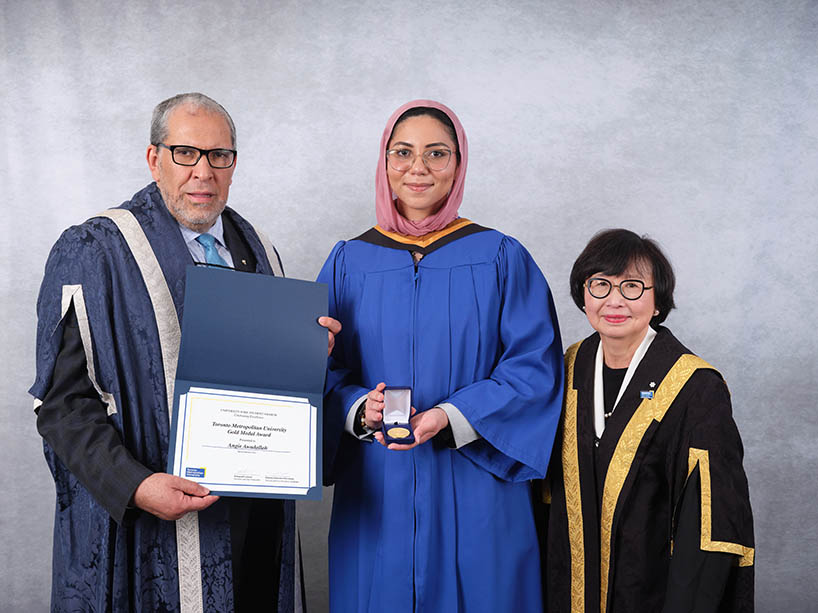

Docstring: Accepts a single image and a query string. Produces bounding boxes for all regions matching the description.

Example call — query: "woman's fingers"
[367,383,386,401]
[374,432,389,447]
[364,382,387,430]
[365,406,384,429]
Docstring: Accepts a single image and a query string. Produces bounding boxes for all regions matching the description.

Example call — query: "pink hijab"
[375,99,469,236]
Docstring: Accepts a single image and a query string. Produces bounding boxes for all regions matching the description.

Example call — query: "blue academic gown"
[30,183,296,612]
[319,223,564,612]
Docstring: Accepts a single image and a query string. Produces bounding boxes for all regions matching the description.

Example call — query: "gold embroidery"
[373,217,473,248]
[687,448,754,567]
[599,354,712,613]
[562,341,585,612]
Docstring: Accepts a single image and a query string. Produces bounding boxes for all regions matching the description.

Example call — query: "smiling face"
[583,262,658,357]
[146,105,236,232]
[386,115,458,222]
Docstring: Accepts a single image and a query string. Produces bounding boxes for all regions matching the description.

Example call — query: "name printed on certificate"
[172,387,317,496]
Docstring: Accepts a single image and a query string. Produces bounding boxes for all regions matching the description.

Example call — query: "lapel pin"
[241,259,247,265]
[649,381,656,388]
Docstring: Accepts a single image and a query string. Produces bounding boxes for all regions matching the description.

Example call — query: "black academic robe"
[539,327,754,613]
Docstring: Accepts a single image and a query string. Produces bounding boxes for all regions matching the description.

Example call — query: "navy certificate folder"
[168,265,328,500]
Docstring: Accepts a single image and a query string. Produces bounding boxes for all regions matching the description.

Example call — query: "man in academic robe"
[30,92,340,612]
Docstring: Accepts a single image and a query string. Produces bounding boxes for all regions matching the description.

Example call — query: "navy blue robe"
[30,183,295,612]
[318,223,563,612]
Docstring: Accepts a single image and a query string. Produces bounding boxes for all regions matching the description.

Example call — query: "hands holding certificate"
[132,473,219,520]
[134,311,340,520]
[365,382,450,450]
[167,269,332,502]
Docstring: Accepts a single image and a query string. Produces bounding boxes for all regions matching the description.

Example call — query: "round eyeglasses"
[585,278,654,301]
[158,143,237,169]
[386,147,453,172]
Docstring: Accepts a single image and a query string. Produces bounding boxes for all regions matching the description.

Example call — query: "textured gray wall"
[2,1,816,611]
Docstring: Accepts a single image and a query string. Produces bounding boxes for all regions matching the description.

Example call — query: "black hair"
[389,106,461,163]
[569,228,676,327]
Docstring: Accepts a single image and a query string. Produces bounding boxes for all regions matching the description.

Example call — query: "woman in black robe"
[539,229,754,612]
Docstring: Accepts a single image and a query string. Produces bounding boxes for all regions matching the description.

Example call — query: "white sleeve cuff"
[437,402,481,448]
[344,393,375,441]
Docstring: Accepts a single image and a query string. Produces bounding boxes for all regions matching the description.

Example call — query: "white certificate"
[171,386,317,496]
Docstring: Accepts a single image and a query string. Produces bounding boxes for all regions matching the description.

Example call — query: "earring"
[653,310,659,316]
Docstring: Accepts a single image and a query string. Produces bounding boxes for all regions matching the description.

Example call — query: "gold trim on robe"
[373,217,473,248]
[598,353,712,613]
[687,448,755,567]
[563,341,586,612]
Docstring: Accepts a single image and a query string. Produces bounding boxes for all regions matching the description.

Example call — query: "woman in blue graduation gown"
[318,100,564,612]
[538,229,754,612]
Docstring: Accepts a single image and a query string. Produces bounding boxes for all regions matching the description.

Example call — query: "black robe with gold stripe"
[538,327,754,612]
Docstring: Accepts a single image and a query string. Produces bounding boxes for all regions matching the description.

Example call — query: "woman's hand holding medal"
[365,382,449,449]
[379,407,448,450]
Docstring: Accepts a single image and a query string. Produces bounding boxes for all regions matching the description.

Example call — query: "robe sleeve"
[317,241,372,481]
[29,225,152,524]
[663,466,735,613]
[31,225,113,403]
[666,371,755,611]
[36,305,152,525]
[440,236,564,481]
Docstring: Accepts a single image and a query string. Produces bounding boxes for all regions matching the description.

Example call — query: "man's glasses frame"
[157,143,237,169]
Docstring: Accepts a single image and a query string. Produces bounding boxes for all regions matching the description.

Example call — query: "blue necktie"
[195,233,228,267]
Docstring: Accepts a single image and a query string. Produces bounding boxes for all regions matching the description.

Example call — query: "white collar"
[593,326,658,438]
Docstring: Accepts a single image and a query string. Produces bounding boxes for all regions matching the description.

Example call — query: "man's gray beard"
[160,188,227,230]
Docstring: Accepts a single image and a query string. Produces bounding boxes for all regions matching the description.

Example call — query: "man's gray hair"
[150,92,237,148]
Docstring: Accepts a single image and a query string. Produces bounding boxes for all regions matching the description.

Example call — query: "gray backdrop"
[2,1,816,611]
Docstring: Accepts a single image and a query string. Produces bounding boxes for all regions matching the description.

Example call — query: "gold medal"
[386,426,410,439]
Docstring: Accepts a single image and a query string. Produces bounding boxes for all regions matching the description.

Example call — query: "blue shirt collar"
[178,215,227,248]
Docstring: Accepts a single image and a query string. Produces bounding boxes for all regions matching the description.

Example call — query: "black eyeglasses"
[157,144,237,169]
[585,278,654,301]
